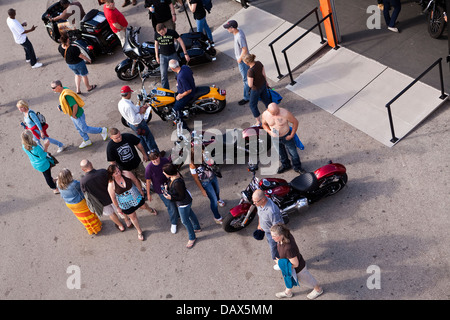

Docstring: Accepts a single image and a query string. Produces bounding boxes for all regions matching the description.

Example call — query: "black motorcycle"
[115,26,216,81]
[420,0,448,38]
[42,2,119,61]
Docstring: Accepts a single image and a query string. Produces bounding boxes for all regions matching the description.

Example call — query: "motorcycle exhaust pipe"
[280,198,309,214]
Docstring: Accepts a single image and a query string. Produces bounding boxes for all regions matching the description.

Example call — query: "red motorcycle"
[223,161,348,232]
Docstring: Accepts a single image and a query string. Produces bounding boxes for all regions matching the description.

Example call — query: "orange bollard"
[319,0,338,48]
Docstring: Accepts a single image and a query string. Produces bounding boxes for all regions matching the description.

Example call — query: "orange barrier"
[319,0,337,47]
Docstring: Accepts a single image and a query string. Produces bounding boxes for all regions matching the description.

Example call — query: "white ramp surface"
[213,6,327,82]
[287,47,447,146]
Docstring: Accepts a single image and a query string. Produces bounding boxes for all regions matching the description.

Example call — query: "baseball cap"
[223,20,238,29]
[120,85,133,94]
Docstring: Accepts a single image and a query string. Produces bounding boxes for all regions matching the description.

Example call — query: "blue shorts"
[68,60,88,76]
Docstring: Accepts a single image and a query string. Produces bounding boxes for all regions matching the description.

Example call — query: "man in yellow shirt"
[51,80,108,148]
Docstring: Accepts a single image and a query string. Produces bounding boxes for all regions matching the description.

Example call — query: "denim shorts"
[68,60,88,76]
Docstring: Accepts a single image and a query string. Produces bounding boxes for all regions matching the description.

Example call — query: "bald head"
[252,189,267,206]
[80,159,93,172]
[267,103,280,116]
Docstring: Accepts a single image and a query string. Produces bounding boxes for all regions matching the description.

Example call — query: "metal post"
[269,44,283,79]
[314,8,326,44]
[386,104,398,143]
[283,50,296,86]
[438,58,448,99]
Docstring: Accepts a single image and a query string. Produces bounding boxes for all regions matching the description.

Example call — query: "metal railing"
[385,57,448,144]
[268,7,339,85]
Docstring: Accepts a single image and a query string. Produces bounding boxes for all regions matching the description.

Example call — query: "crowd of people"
[11,0,323,299]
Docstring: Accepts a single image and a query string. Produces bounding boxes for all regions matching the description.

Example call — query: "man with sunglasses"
[252,189,284,270]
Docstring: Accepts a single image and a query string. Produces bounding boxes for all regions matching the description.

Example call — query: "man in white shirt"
[118,85,160,154]
[6,8,42,69]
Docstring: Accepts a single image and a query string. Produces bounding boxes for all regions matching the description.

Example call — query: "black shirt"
[106,133,142,171]
[80,169,112,206]
[190,0,206,20]
[145,0,172,24]
[155,28,179,56]
[58,44,83,65]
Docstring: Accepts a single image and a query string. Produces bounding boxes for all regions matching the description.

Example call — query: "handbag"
[47,152,59,168]
[268,87,283,104]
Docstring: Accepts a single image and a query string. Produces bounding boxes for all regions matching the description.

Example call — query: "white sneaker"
[32,62,43,68]
[26,59,31,63]
[101,127,108,141]
[273,264,281,271]
[56,145,67,153]
[275,291,293,299]
[217,199,226,207]
[214,218,223,225]
[79,140,92,149]
[307,288,323,300]
[388,27,399,33]
[170,224,177,234]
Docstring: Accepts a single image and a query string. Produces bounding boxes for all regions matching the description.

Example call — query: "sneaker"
[170,224,177,234]
[56,145,67,153]
[217,199,226,207]
[273,264,280,271]
[79,140,92,149]
[307,288,323,300]
[275,291,293,299]
[53,189,60,195]
[26,59,31,63]
[238,99,249,106]
[32,62,43,69]
[388,27,399,33]
[101,127,108,141]
[214,218,223,225]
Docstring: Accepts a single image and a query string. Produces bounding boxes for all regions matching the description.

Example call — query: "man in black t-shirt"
[154,23,190,90]
[106,128,149,183]
[80,159,130,231]
[144,0,177,31]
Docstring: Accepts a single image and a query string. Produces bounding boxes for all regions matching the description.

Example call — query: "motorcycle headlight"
[241,191,249,203]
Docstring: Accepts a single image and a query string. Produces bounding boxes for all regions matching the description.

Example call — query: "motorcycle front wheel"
[222,207,257,232]
[428,5,446,38]
[116,64,140,81]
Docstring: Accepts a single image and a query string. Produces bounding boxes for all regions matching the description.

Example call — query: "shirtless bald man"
[261,103,305,174]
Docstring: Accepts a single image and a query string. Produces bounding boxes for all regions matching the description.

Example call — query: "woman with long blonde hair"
[21,130,59,194]
[17,99,66,153]
[57,168,102,235]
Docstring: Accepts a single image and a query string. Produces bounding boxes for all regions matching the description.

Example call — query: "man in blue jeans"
[154,23,190,90]
[383,0,401,33]
[223,20,250,105]
[118,85,160,154]
[261,103,305,174]
[169,59,195,131]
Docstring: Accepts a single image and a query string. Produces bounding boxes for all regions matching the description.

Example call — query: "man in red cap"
[118,85,160,154]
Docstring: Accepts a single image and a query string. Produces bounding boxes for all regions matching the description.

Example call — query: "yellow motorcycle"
[121,75,226,127]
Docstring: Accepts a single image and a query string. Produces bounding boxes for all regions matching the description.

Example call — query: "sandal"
[87,84,97,92]
[126,220,133,228]
[147,207,158,216]
[138,233,145,241]
[115,224,125,232]
[186,239,196,249]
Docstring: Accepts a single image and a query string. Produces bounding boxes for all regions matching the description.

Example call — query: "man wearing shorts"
[80,159,131,231]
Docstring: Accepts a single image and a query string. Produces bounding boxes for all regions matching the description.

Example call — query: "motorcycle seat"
[290,173,319,193]
[81,9,99,23]
[189,86,210,102]
[180,32,204,49]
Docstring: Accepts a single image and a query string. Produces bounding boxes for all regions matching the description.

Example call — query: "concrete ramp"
[287,47,448,147]
[213,6,327,82]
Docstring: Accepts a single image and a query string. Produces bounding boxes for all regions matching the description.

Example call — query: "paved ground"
[0,0,449,303]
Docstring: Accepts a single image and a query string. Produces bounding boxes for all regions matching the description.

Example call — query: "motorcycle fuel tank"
[259,178,290,197]
[150,88,176,108]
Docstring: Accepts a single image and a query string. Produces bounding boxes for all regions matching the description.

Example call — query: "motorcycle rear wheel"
[222,207,257,232]
[321,173,348,196]
[201,99,226,114]
[428,5,446,39]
